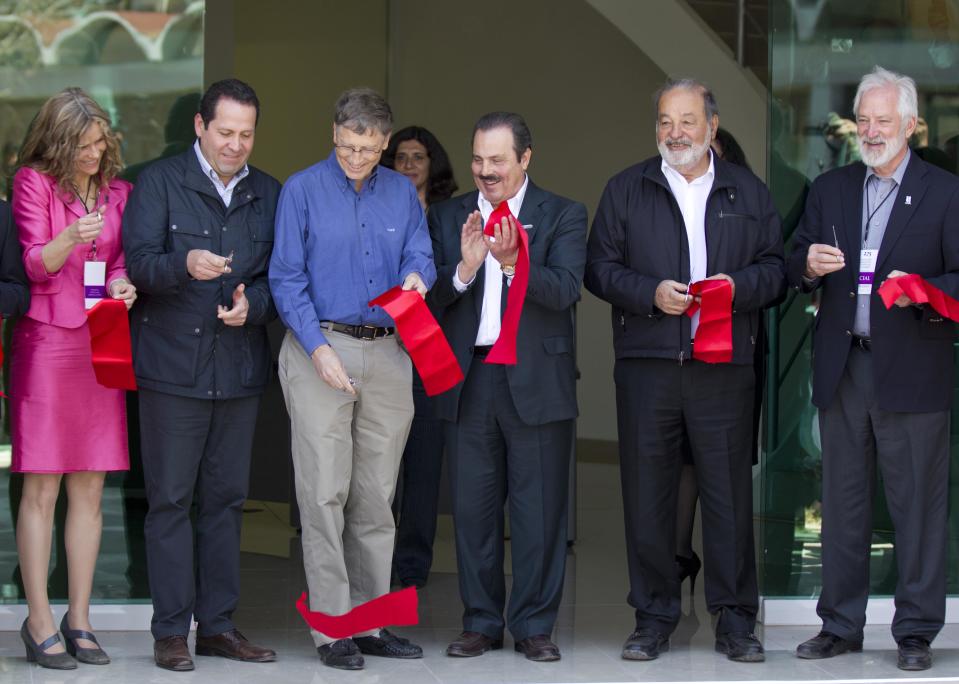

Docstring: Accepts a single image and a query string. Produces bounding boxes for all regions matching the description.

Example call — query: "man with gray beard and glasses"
[585,78,784,664]
[788,67,959,672]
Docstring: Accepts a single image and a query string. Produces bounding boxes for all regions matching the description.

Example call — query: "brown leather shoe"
[154,635,194,671]
[195,629,276,662]
[515,634,561,661]
[446,631,503,657]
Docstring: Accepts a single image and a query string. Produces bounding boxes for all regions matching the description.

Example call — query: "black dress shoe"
[514,634,561,662]
[621,629,669,660]
[715,632,765,662]
[796,631,863,659]
[353,629,423,658]
[154,635,194,671]
[446,631,503,657]
[317,638,364,670]
[897,636,932,671]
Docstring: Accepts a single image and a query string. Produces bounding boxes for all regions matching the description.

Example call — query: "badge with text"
[857,249,878,295]
[84,260,106,309]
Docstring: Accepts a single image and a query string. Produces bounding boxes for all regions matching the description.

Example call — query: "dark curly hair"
[381,126,457,206]
[713,127,750,170]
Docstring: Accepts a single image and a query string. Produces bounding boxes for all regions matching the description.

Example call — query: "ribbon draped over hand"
[685,279,734,363]
[295,588,419,639]
[369,287,463,396]
[878,273,959,321]
[482,202,529,365]
[86,299,137,390]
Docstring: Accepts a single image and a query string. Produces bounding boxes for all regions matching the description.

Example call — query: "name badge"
[84,260,106,309]
[858,248,878,295]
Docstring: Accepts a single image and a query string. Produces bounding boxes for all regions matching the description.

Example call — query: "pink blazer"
[13,166,131,329]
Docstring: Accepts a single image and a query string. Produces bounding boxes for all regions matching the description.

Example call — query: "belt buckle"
[360,325,377,340]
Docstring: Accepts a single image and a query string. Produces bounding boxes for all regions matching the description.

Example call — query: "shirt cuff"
[452,267,475,293]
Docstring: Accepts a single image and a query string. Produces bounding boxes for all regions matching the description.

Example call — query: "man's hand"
[883,269,913,307]
[705,273,735,300]
[109,278,137,310]
[311,344,356,395]
[457,211,488,283]
[401,272,427,298]
[805,243,845,278]
[485,214,520,266]
[217,283,249,326]
[187,249,232,280]
[654,280,693,315]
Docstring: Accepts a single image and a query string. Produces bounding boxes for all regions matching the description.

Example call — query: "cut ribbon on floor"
[295,588,419,639]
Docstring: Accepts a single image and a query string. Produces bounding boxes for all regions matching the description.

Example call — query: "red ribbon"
[369,286,463,396]
[295,588,418,639]
[482,202,529,365]
[685,279,733,363]
[878,273,959,320]
[86,299,137,391]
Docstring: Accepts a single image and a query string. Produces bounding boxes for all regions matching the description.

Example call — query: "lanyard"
[863,177,894,245]
[73,184,105,261]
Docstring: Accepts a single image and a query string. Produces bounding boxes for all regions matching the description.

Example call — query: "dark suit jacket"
[123,148,280,399]
[427,182,587,426]
[0,199,29,318]
[787,154,959,412]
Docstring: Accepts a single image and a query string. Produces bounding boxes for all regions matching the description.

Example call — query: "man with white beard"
[788,67,959,672]
[585,79,784,663]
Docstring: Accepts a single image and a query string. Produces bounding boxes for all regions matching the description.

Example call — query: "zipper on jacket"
[679,350,685,366]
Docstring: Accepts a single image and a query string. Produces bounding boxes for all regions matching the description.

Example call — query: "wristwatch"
[500,262,516,277]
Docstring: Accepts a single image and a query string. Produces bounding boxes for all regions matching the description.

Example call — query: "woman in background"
[12,88,135,669]
[381,125,456,587]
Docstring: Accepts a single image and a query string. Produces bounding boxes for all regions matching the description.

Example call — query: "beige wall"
[206,0,389,182]
[388,0,667,441]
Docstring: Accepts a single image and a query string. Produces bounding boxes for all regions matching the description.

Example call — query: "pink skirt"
[10,317,129,473]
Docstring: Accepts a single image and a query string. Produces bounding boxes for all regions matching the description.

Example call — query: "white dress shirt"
[194,140,249,207]
[661,153,715,336]
[452,175,529,345]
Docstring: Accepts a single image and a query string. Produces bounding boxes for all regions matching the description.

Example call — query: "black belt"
[321,322,394,340]
[851,334,871,351]
[473,345,494,358]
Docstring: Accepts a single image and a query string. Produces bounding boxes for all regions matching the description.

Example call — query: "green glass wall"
[761,0,959,598]
[0,0,204,604]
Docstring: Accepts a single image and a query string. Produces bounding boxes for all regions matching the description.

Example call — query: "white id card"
[857,249,878,295]
[84,260,106,309]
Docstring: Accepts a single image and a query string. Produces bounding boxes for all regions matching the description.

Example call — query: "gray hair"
[334,87,393,136]
[653,78,719,122]
[853,66,918,124]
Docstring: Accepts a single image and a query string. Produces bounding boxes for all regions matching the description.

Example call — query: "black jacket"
[787,154,959,412]
[585,155,785,365]
[0,199,29,318]
[427,182,587,426]
[122,148,281,399]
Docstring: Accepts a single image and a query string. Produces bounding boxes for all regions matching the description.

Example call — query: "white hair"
[853,66,918,125]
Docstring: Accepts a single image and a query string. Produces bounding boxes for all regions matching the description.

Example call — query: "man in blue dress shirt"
[269,88,436,671]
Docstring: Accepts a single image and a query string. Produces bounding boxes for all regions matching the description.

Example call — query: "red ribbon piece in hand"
[296,588,418,640]
[369,287,464,396]
[483,202,529,365]
[685,279,733,363]
[86,299,137,391]
[878,273,959,320]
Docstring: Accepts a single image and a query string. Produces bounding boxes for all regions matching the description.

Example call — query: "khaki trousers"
[279,330,413,645]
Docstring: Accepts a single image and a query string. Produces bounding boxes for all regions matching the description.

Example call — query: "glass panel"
[762,0,959,597]
[0,0,204,604]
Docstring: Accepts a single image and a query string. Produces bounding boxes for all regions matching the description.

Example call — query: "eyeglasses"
[395,152,428,165]
[333,141,383,160]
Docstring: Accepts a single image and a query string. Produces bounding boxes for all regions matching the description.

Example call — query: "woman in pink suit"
[12,88,136,670]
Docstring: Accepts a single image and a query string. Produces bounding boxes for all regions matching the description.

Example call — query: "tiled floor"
[2,462,958,683]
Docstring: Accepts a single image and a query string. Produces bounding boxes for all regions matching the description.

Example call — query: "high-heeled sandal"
[20,619,77,670]
[60,612,111,665]
[676,551,702,596]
